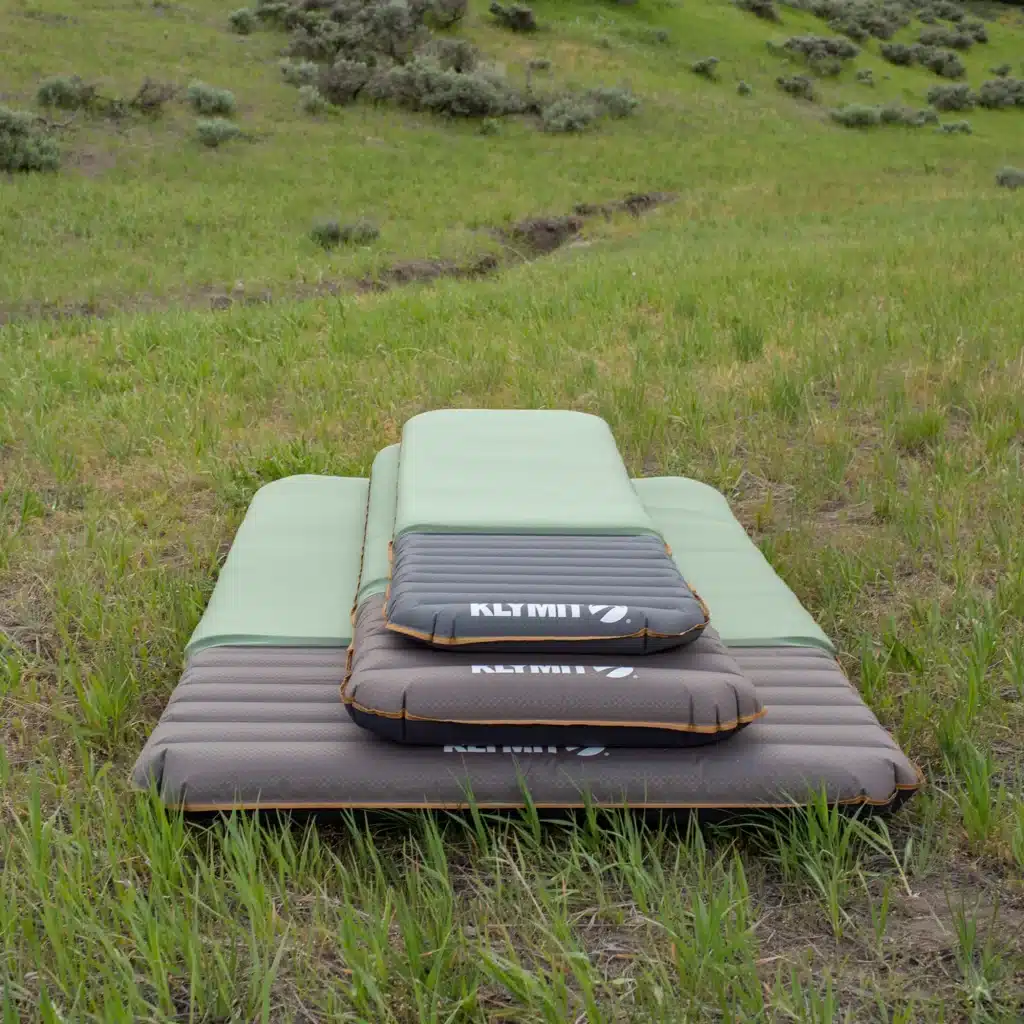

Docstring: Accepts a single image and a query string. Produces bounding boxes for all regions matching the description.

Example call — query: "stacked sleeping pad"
[131,409,923,813]
[348,410,760,745]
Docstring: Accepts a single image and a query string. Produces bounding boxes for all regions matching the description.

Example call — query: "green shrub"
[541,95,597,132]
[995,167,1024,189]
[229,7,256,33]
[0,106,60,172]
[691,57,720,79]
[830,103,881,127]
[319,58,373,104]
[990,64,1012,79]
[311,217,380,247]
[528,57,551,72]
[489,1,536,31]
[917,27,973,51]
[587,86,639,118]
[926,83,974,111]
[187,82,237,116]
[735,0,780,22]
[478,116,500,135]
[195,117,241,147]
[856,68,874,86]
[280,59,320,87]
[298,84,328,113]
[36,75,95,110]
[976,78,1024,110]
[938,119,971,134]
[776,74,816,100]
[737,80,753,95]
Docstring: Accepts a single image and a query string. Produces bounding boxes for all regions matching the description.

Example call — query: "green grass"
[3,0,1024,1017]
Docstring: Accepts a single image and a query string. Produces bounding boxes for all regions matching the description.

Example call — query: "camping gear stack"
[131,409,921,813]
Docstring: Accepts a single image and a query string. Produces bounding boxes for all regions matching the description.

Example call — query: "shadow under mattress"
[132,644,921,812]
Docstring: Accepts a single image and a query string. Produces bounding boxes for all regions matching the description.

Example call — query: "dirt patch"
[358,254,500,292]
[501,215,584,256]
[68,146,118,179]
[0,190,676,326]
[573,191,677,219]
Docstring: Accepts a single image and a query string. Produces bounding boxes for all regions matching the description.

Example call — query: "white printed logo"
[469,602,630,623]
[444,745,608,756]
[471,665,634,678]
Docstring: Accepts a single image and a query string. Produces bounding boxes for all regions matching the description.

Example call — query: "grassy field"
[3,0,1024,1018]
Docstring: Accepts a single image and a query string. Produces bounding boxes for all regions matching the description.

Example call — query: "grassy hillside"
[2,0,1024,1019]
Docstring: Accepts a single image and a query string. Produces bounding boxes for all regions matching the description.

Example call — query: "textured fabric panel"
[185,475,369,656]
[355,445,399,608]
[346,595,760,745]
[636,477,834,653]
[384,533,709,652]
[131,645,921,810]
[394,410,659,537]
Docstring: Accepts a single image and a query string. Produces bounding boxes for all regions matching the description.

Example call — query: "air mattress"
[132,469,921,812]
[132,643,920,810]
[384,410,708,652]
[343,594,764,746]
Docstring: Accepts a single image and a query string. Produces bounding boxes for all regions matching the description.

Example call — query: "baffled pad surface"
[131,644,921,811]
[348,595,760,746]
[384,533,710,652]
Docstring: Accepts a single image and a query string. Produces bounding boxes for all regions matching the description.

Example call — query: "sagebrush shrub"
[830,103,881,127]
[368,57,521,117]
[917,27,973,51]
[917,47,965,80]
[737,80,753,95]
[489,1,536,31]
[0,106,60,172]
[776,74,816,100]
[995,167,1024,189]
[783,35,858,62]
[587,86,639,118]
[420,37,478,72]
[926,83,974,111]
[856,68,874,86]
[528,57,551,72]
[990,63,1012,79]
[541,95,597,132]
[196,117,241,147]
[298,84,328,113]
[319,58,373,103]
[478,116,500,135]
[938,119,971,133]
[427,0,467,28]
[37,75,95,110]
[187,82,237,116]
[879,42,914,66]
[963,19,987,44]
[691,57,720,79]
[976,78,1024,110]
[229,7,256,33]
[879,102,936,125]
[735,0,780,22]
[280,59,320,87]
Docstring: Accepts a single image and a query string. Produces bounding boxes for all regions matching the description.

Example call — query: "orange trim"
[381,617,709,648]
[175,779,922,814]
[339,689,767,733]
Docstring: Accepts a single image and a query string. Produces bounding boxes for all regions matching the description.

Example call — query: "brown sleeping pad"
[344,594,763,746]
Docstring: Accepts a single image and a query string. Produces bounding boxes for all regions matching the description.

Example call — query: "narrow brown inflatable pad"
[346,595,762,746]
[132,644,921,811]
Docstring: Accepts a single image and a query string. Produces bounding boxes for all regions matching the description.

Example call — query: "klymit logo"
[469,603,629,624]
[471,665,634,678]
[444,745,607,756]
